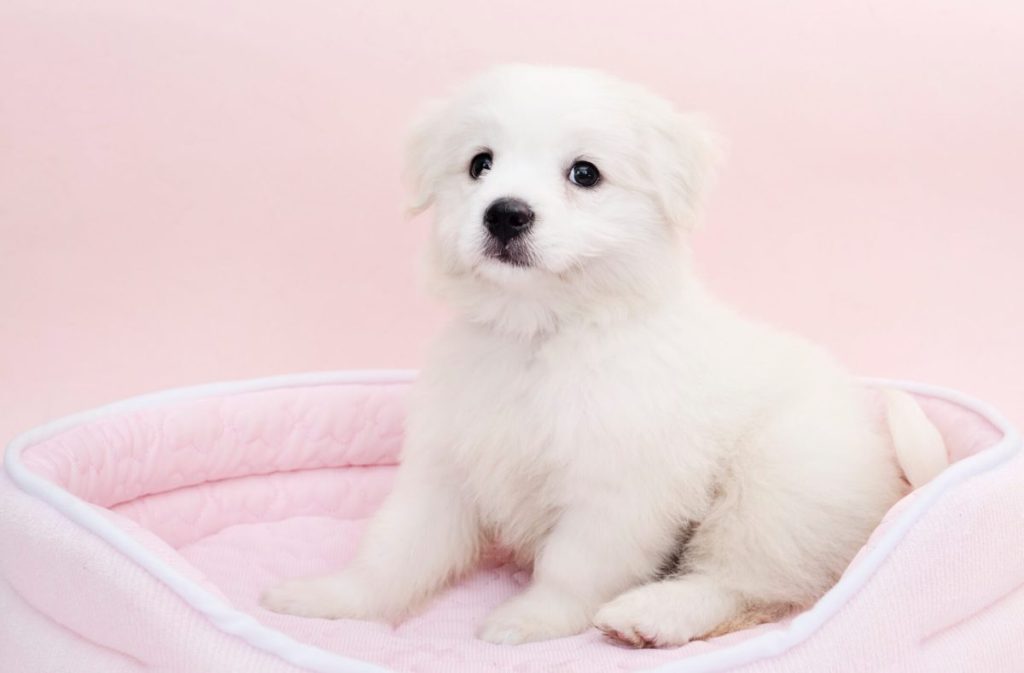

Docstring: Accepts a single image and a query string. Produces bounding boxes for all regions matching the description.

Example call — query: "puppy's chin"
[473,255,540,286]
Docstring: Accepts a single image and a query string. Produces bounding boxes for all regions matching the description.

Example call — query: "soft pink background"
[2,0,1022,446]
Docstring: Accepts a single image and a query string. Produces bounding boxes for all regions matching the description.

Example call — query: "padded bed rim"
[4,370,1021,673]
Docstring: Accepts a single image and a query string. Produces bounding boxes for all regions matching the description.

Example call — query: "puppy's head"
[406,64,718,335]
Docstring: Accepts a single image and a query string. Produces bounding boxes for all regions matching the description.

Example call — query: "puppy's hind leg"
[594,574,746,648]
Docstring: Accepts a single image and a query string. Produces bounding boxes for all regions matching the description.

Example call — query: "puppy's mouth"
[483,237,534,268]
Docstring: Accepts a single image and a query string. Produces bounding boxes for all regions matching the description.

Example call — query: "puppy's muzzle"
[484,198,534,243]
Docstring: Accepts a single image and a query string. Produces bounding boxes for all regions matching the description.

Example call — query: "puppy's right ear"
[403,99,448,216]
[648,112,721,232]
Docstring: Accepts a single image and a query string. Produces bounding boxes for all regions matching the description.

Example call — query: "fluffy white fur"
[262,64,945,648]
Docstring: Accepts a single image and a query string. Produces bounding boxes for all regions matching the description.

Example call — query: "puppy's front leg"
[478,503,666,644]
[261,465,479,621]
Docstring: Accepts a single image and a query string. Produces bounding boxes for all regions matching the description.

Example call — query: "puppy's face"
[406,65,717,326]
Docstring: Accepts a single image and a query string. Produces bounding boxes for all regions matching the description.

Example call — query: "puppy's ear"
[648,112,721,231]
[403,99,449,216]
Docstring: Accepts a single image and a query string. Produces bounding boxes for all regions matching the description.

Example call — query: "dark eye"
[469,152,493,179]
[568,161,600,188]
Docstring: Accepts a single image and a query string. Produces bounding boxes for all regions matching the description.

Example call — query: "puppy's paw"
[478,593,589,645]
[594,584,701,648]
[260,574,374,620]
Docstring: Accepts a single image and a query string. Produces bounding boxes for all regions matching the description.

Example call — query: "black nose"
[484,198,534,243]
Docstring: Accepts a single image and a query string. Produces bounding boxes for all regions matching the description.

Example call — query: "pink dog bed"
[2,371,1022,673]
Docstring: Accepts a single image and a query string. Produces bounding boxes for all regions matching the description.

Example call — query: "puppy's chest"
[426,333,684,549]
[427,351,607,545]
[445,377,570,547]
[419,321,728,553]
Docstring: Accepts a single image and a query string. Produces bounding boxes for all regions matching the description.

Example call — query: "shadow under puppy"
[262,64,946,647]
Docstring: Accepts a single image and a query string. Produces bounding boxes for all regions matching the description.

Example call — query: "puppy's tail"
[883,389,948,488]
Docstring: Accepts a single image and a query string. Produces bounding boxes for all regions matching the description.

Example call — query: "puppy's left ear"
[648,112,721,231]
[403,99,449,216]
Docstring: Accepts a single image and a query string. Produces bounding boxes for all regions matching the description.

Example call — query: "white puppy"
[262,64,946,647]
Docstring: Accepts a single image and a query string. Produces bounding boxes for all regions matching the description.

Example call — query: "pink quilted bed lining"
[4,373,1022,673]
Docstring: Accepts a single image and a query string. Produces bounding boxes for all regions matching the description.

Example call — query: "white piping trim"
[3,371,1021,673]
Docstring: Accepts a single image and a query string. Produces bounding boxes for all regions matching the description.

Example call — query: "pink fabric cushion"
[2,373,1021,673]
